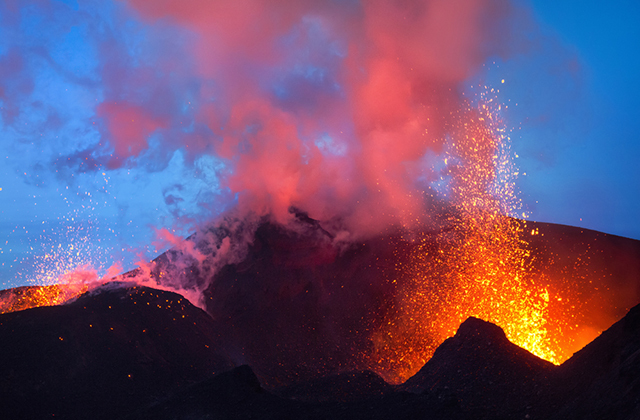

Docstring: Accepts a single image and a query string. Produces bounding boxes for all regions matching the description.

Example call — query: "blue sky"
[1,0,638,289]
[515,0,640,238]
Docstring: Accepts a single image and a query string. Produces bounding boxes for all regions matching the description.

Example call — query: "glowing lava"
[0,283,88,314]
[370,88,577,384]
[0,240,124,314]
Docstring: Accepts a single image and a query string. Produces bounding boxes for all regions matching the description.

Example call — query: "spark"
[370,85,577,384]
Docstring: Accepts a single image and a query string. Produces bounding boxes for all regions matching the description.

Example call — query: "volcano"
[1,216,639,419]
[140,213,640,385]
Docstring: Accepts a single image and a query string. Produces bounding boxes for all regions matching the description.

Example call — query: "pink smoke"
[97,101,168,167]
[103,0,525,237]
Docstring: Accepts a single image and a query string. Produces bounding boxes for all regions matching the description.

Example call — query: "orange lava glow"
[370,90,583,384]
[0,283,88,315]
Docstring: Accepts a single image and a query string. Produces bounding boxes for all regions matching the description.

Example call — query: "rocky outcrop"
[402,316,554,416]
[0,284,235,420]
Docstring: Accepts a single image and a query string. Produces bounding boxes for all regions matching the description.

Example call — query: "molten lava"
[0,283,88,315]
[368,92,592,384]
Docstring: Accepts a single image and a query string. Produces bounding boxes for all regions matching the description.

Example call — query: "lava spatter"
[369,88,577,383]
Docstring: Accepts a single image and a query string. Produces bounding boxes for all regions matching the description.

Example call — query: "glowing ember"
[0,239,101,314]
[0,283,88,314]
[369,86,577,384]
[0,263,119,314]
[0,228,120,314]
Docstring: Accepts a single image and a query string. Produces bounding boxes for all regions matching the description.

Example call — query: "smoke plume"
[110,0,524,236]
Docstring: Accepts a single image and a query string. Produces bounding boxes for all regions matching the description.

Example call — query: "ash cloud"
[117,0,530,236]
[1,0,542,293]
[0,0,535,237]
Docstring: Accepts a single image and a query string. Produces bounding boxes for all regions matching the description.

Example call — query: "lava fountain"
[367,89,640,384]
[368,90,562,383]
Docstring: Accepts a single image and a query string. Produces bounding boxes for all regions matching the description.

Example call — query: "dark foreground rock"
[275,370,396,402]
[1,281,640,419]
[126,301,640,419]
[402,316,555,419]
[0,284,234,420]
[127,364,467,420]
[540,302,640,420]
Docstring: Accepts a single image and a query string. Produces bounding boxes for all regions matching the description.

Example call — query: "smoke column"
[105,0,527,236]
[0,0,536,314]
[103,0,548,383]
[0,0,541,285]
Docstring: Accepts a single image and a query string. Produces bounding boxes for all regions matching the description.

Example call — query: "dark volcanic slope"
[0,284,235,420]
[201,219,405,387]
[131,303,640,420]
[147,216,640,386]
[402,317,555,418]
[541,302,640,420]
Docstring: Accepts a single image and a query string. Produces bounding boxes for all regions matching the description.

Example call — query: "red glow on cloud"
[151,227,185,251]
[114,0,521,236]
[97,101,167,167]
